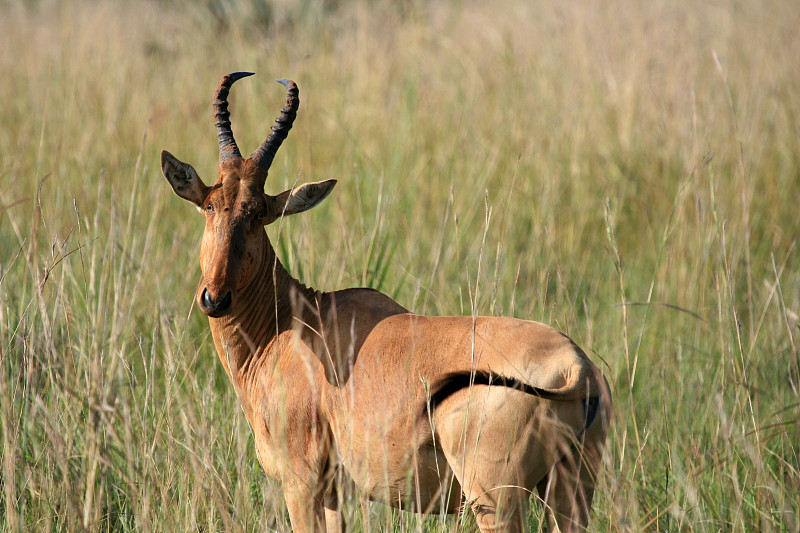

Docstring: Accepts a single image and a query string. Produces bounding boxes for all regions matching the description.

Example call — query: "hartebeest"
[161,73,611,533]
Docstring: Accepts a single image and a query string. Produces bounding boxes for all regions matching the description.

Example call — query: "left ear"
[271,179,337,218]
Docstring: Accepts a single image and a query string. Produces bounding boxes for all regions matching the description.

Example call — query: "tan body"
[162,73,611,532]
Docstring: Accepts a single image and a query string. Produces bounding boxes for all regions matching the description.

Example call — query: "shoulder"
[327,287,409,316]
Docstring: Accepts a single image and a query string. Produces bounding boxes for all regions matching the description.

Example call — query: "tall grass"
[1,0,799,530]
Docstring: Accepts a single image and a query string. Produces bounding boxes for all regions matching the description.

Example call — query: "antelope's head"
[161,73,336,318]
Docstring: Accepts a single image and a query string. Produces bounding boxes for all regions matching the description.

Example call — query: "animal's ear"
[271,179,337,220]
[161,150,210,207]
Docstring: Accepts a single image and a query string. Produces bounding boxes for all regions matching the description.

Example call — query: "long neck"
[208,231,317,383]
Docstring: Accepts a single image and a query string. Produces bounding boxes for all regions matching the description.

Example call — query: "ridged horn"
[250,79,299,174]
[214,72,254,163]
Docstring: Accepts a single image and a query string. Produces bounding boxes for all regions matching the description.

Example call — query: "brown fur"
[161,76,611,532]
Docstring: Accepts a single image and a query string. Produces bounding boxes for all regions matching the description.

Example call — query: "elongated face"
[161,152,336,317]
[160,74,335,317]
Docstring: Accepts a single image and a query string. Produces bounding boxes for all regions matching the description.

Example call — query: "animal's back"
[352,313,600,399]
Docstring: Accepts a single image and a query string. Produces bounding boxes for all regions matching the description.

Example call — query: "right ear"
[161,150,210,208]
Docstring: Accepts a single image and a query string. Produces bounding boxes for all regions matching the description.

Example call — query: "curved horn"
[250,79,299,173]
[214,72,254,163]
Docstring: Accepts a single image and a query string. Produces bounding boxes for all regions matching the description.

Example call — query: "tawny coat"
[162,73,611,533]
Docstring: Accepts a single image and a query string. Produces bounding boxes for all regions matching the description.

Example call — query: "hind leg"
[442,440,532,533]
[435,388,577,532]
[441,428,537,532]
[536,402,609,533]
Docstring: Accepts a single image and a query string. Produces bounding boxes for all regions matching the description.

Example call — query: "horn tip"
[228,71,255,81]
[276,78,293,88]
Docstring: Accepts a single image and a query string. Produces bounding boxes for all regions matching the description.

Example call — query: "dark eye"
[256,212,265,221]
[205,204,215,213]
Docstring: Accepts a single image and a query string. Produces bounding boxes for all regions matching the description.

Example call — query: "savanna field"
[1,0,799,530]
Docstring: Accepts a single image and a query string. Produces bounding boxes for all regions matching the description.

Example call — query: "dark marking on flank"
[423,370,600,432]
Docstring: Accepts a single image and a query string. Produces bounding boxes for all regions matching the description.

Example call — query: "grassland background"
[1,0,799,531]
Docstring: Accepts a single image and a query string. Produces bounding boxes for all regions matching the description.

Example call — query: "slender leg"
[324,489,345,533]
[284,483,326,533]
[536,399,609,532]
[360,497,371,533]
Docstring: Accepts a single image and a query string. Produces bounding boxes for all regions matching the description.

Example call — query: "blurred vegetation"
[1,0,798,530]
